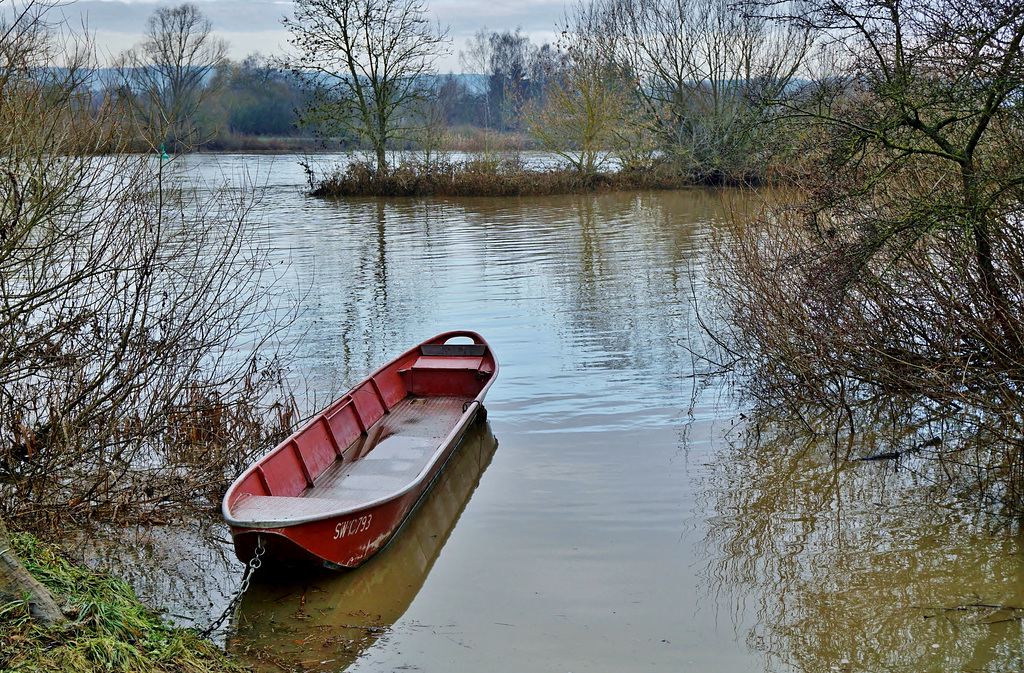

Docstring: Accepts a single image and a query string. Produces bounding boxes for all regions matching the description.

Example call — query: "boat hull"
[230,409,482,569]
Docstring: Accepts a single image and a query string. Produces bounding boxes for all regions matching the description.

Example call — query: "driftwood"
[0,519,64,625]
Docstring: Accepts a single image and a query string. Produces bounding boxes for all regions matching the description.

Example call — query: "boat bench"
[399,344,493,396]
[231,494,358,524]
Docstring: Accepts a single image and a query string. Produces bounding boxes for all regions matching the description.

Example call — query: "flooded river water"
[106,153,1024,672]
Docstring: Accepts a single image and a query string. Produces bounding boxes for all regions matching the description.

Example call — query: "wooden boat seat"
[410,355,485,370]
[231,494,351,524]
[403,343,493,375]
[230,395,472,525]
[398,345,494,396]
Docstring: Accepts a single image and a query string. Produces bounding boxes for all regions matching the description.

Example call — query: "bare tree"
[412,76,456,170]
[487,29,535,130]
[606,0,811,180]
[0,0,292,616]
[116,3,227,153]
[284,0,449,175]
[459,28,537,132]
[0,3,81,621]
[521,2,648,174]
[715,0,1024,512]
[459,27,495,132]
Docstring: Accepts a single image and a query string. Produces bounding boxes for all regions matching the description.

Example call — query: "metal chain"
[200,536,265,637]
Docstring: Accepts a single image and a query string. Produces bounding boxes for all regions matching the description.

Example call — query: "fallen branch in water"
[858,437,942,462]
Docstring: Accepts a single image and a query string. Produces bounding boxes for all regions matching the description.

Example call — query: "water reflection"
[702,426,1024,672]
[271,188,726,415]
[72,153,767,670]
[231,419,499,671]
[159,161,771,670]
[146,154,1024,671]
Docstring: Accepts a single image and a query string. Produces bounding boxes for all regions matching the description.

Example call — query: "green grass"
[0,534,238,673]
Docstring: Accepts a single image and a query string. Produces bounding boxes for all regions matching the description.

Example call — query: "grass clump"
[0,534,237,673]
[311,157,699,198]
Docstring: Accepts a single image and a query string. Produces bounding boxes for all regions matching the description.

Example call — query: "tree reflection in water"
[701,424,1024,672]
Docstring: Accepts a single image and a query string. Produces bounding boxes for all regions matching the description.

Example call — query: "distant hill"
[70,67,488,93]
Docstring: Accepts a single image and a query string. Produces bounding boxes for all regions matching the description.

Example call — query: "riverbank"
[0,534,236,673]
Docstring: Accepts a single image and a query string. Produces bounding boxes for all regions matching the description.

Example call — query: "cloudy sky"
[63,0,565,71]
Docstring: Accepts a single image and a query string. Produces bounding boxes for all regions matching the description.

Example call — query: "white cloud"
[68,0,563,70]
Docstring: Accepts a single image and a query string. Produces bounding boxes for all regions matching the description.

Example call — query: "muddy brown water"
[89,154,1024,672]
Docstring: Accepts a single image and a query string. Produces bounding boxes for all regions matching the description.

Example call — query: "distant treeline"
[77,5,809,186]
[192,56,506,151]
[120,38,557,152]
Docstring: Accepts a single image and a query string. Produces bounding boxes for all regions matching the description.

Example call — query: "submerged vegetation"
[712,0,1024,515]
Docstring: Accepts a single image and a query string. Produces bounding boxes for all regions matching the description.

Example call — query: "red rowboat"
[231,422,499,668]
[222,331,498,569]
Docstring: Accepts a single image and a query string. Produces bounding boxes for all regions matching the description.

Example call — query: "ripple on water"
[118,154,1024,673]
